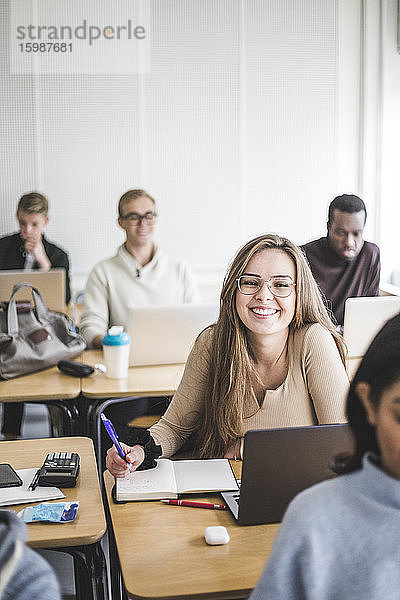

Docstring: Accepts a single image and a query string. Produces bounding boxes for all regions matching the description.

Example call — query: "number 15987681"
[19,42,72,52]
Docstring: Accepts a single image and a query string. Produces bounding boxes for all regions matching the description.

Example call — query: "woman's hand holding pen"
[106,442,145,477]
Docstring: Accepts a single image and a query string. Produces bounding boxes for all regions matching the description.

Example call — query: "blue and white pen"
[100,413,128,462]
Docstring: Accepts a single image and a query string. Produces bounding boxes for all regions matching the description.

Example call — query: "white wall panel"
[0,3,37,235]
[379,0,400,282]
[36,74,142,272]
[245,0,337,245]
[0,0,364,292]
[143,0,241,270]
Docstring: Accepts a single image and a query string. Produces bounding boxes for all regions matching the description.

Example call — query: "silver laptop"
[0,269,66,312]
[222,424,353,526]
[343,296,400,358]
[127,303,219,366]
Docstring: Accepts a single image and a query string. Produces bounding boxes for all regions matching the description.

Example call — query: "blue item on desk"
[20,501,79,523]
[102,328,130,346]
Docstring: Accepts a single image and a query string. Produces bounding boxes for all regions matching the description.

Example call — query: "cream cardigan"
[80,244,200,347]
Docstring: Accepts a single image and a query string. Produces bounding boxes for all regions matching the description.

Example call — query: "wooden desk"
[0,366,81,435]
[2,437,108,600]
[80,350,185,470]
[104,463,280,600]
[0,351,183,444]
[81,350,184,399]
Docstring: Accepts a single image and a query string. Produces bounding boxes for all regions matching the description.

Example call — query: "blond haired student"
[106,233,348,475]
[0,191,70,440]
[80,188,199,349]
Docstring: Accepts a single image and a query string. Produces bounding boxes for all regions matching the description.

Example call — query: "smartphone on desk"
[0,464,23,488]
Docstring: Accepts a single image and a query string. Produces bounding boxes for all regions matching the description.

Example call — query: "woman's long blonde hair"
[196,233,346,458]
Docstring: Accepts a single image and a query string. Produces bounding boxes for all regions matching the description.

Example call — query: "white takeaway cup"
[102,326,131,379]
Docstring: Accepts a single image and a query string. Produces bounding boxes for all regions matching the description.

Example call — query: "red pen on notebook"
[161,499,227,510]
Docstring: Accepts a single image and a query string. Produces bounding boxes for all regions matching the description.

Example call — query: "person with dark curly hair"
[302,194,380,327]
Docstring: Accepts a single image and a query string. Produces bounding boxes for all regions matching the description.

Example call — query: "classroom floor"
[0,403,110,600]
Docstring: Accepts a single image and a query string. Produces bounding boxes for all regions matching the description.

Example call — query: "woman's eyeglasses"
[236,275,296,298]
[119,211,157,225]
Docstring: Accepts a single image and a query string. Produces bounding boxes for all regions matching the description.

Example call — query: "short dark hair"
[118,189,155,217]
[17,192,48,216]
[328,194,367,225]
[334,312,400,474]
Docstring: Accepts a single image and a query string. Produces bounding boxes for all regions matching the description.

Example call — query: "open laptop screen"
[222,424,353,526]
[127,303,219,366]
[343,296,400,358]
[0,269,66,312]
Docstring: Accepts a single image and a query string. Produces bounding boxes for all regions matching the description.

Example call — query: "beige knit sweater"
[150,323,349,457]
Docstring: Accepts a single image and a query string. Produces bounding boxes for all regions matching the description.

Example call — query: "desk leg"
[106,507,126,600]
[77,393,91,436]
[51,542,109,600]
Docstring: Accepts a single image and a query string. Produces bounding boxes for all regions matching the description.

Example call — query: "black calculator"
[38,452,80,488]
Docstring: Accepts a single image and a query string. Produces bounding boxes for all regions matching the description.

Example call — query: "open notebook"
[115,458,238,502]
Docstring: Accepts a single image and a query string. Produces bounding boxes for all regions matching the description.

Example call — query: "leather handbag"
[0,282,86,379]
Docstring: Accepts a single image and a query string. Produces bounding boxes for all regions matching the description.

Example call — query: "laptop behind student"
[0,269,66,312]
[222,424,353,526]
[127,303,219,366]
[343,296,400,358]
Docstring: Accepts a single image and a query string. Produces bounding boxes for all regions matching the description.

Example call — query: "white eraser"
[204,526,230,545]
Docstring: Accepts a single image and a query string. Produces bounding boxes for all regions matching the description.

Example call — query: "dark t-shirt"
[301,236,381,326]
[0,232,71,304]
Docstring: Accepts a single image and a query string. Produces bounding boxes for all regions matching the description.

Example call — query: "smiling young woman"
[106,233,349,477]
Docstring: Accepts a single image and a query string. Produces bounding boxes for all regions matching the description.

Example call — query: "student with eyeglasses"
[80,189,200,349]
[106,234,348,476]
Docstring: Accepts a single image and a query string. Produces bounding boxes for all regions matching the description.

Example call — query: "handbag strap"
[7,282,49,335]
